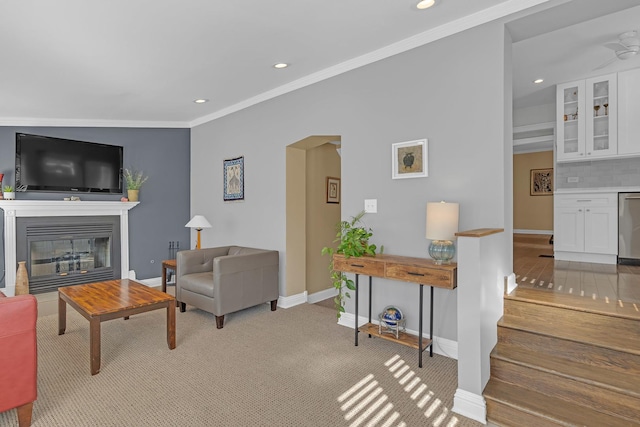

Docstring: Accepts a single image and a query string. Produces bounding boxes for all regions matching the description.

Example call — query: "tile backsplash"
[556,157,640,189]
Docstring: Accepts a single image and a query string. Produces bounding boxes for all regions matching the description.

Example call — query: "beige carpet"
[1,302,482,427]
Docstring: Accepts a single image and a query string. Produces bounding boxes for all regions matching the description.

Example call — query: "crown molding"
[190,0,552,128]
[0,117,191,129]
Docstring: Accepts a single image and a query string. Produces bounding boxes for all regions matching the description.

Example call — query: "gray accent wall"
[556,157,640,189]
[0,127,191,286]
[190,20,512,342]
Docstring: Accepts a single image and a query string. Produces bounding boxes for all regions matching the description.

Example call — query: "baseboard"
[514,229,553,235]
[307,287,337,304]
[338,312,458,360]
[278,291,307,309]
[138,276,162,288]
[554,251,616,264]
[452,389,487,424]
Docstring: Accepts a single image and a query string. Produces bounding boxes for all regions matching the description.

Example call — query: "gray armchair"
[176,246,279,328]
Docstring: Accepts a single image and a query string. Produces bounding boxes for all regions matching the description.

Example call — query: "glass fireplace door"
[30,236,112,278]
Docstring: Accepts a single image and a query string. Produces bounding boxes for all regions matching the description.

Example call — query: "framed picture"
[392,139,428,179]
[326,177,340,204]
[223,156,244,202]
[530,168,553,196]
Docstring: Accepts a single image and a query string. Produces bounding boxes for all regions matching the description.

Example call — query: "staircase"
[483,287,640,426]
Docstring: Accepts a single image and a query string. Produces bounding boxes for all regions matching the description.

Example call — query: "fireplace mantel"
[0,200,139,295]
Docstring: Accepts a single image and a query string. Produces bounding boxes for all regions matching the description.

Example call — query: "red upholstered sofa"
[0,292,37,426]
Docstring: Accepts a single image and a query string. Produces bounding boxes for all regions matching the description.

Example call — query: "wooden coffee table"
[58,279,176,375]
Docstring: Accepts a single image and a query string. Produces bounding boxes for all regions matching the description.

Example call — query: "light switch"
[364,199,377,213]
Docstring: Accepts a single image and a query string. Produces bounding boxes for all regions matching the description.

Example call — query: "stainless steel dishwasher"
[618,192,640,264]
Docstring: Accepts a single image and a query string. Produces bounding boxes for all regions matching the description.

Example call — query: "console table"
[333,253,457,367]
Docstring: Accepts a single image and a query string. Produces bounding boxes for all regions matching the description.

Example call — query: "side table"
[161,259,177,293]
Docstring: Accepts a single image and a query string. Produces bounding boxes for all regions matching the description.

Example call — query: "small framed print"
[223,156,244,202]
[392,139,428,179]
[326,177,340,204]
[530,168,553,196]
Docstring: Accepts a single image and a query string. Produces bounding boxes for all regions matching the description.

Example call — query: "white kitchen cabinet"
[554,193,618,264]
[618,68,640,155]
[556,74,617,162]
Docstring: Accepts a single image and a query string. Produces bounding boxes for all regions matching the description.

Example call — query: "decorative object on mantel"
[185,215,212,249]
[530,168,553,196]
[426,201,459,265]
[3,185,15,200]
[378,305,406,339]
[15,261,29,295]
[123,168,149,202]
[223,156,245,202]
[321,211,382,318]
[391,139,428,179]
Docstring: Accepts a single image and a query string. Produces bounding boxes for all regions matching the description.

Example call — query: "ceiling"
[511,0,640,111]
[1,0,640,128]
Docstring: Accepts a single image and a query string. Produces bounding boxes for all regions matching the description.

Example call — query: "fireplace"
[0,200,138,296]
[17,216,121,294]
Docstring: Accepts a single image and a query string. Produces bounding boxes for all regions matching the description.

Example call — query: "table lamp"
[185,215,212,249]
[425,201,459,265]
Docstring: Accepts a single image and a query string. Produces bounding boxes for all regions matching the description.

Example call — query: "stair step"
[490,349,640,422]
[506,287,640,320]
[492,343,640,400]
[484,379,640,427]
[498,324,640,375]
[501,301,640,355]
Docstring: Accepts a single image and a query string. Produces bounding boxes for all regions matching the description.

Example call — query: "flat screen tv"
[15,133,123,193]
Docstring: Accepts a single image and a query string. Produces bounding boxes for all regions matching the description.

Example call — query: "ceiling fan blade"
[604,42,627,51]
[593,56,617,71]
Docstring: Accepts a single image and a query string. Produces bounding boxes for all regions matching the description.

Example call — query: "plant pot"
[127,189,139,202]
[3,192,15,200]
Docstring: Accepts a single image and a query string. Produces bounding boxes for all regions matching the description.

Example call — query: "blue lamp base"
[428,240,455,265]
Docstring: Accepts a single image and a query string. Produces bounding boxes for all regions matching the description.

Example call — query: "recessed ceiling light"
[533,78,544,84]
[273,63,289,69]
[416,0,435,9]
[193,99,209,104]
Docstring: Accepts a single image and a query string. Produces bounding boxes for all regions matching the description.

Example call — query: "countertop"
[555,187,640,194]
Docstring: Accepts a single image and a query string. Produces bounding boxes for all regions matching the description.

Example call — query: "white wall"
[190,20,511,343]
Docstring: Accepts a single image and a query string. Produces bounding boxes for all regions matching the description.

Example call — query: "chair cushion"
[179,272,215,298]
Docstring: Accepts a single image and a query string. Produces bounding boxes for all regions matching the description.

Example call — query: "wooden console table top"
[333,253,456,289]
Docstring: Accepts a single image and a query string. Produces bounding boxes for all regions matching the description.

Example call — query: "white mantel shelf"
[0,200,139,296]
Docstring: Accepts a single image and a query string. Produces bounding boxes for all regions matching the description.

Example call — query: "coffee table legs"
[90,317,101,375]
[167,300,176,349]
[58,294,66,335]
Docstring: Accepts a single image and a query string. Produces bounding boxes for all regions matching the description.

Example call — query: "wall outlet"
[567,177,579,183]
[364,199,377,213]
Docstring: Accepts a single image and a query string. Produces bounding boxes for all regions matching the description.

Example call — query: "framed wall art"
[223,156,245,202]
[392,139,428,179]
[530,168,553,196]
[326,176,340,204]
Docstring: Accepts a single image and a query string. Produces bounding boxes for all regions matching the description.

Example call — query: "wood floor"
[514,233,640,305]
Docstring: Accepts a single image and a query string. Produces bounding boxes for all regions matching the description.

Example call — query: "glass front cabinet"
[556,73,617,162]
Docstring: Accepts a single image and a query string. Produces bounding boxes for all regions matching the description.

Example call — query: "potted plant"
[321,211,381,318]
[3,185,15,200]
[123,168,148,202]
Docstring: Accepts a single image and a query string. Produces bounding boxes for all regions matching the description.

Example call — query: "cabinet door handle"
[350,264,365,268]
[586,209,590,212]
[578,209,583,212]
[407,272,425,277]
[587,152,591,155]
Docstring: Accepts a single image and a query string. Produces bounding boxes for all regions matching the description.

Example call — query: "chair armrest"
[176,247,230,278]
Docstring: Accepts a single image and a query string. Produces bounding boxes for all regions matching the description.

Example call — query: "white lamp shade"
[185,215,212,229]
[425,202,459,241]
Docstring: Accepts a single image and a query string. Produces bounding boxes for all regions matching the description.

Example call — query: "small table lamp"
[185,215,212,249]
[426,201,459,265]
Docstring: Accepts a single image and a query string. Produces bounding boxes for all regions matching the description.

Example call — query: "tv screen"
[15,133,123,193]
